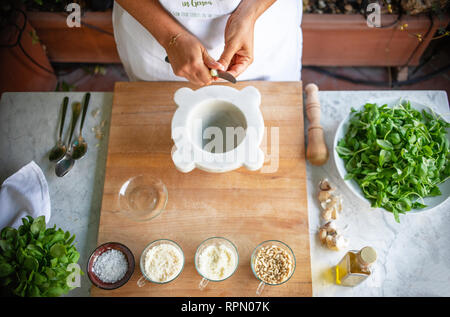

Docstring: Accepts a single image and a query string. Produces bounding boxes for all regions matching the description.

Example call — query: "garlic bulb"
[317,179,349,250]
[318,179,342,220]
[318,221,348,251]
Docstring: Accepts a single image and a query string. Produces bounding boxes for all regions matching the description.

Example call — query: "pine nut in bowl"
[250,240,296,296]
[137,239,185,287]
[87,242,135,290]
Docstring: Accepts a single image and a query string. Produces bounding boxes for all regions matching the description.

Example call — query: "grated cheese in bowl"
[197,244,237,281]
[142,242,184,283]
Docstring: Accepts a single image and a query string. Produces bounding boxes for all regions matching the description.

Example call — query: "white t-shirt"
[112,0,302,81]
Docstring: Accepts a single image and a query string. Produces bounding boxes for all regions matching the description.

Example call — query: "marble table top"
[306,90,450,297]
[0,92,113,297]
[0,89,449,297]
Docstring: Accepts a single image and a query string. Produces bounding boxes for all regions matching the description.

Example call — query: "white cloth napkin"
[0,161,51,229]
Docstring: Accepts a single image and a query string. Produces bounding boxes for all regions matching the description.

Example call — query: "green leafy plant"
[336,101,450,222]
[0,216,82,297]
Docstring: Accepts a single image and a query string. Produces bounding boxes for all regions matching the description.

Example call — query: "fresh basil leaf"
[0,263,14,278]
[336,102,449,222]
[376,139,394,151]
[23,256,39,272]
[30,216,46,236]
[336,145,353,156]
[49,244,66,258]
[0,216,82,297]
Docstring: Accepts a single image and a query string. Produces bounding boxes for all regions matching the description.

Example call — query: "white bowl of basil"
[333,98,450,222]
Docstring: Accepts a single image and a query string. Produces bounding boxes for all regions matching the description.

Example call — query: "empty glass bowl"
[118,175,168,222]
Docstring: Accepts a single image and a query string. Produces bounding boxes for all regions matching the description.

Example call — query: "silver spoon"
[55,102,82,177]
[49,96,69,162]
[71,92,90,160]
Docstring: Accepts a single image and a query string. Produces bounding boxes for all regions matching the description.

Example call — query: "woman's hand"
[218,0,276,78]
[218,11,255,78]
[166,33,224,86]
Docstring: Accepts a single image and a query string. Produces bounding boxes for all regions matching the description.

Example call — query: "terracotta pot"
[301,13,443,66]
[27,10,120,63]
[0,9,57,96]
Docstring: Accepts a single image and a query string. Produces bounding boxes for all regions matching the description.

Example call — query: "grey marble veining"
[0,92,113,297]
[305,90,450,297]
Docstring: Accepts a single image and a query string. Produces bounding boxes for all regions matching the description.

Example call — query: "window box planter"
[301,13,444,66]
[27,10,446,67]
[0,10,57,95]
[26,10,120,63]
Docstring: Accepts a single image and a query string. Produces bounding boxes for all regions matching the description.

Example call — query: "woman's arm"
[116,0,222,85]
[219,0,277,78]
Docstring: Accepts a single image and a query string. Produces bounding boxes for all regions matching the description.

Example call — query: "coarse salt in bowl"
[87,242,135,290]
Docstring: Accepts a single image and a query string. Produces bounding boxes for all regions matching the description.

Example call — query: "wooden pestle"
[305,83,329,166]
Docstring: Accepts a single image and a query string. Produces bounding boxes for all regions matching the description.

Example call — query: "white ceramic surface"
[171,85,265,173]
[333,97,450,214]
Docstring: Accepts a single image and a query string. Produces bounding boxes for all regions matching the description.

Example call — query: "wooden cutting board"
[91,81,311,297]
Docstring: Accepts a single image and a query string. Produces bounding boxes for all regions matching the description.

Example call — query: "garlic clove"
[318,190,332,202]
[334,235,349,250]
[319,178,336,192]
[334,195,343,212]
[322,207,333,221]
[326,235,336,249]
[326,234,348,251]
[331,206,339,220]
[338,197,343,212]
[321,221,336,233]
[319,228,328,244]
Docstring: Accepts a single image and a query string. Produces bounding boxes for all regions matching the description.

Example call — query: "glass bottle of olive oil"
[335,246,377,287]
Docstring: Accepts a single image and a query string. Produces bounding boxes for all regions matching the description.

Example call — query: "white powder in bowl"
[144,243,183,282]
[198,244,237,280]
[93,249,128,283]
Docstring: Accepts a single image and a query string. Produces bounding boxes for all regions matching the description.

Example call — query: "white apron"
[112,0,302,82]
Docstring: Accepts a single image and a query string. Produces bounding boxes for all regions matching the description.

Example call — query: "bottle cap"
[359,247,377,265]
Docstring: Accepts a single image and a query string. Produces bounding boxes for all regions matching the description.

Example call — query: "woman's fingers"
[178,62,212,86]
[202,49,225,71]
[217,43,239,71]
[227,54,252,78]
[166,33,215,86]
[164,33,221,85]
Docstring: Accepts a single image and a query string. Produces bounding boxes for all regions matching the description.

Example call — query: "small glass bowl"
[87,242,135,290]
[118,175,168,222]
[138,239,185,287]
[250,240,296,295]
[194,237,239,290]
